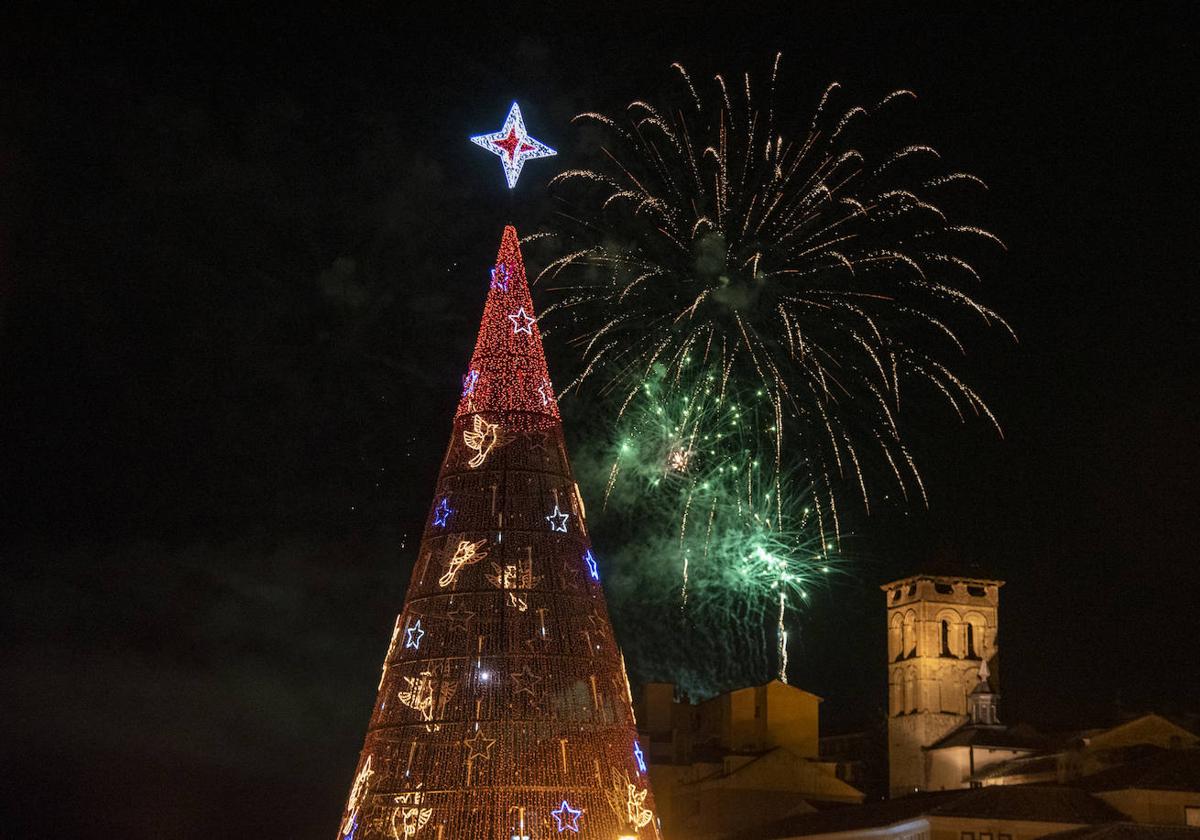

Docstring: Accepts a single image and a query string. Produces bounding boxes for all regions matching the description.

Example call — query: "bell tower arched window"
[963,613,987,661]
[889,614,904,662]
[903,611,916,658]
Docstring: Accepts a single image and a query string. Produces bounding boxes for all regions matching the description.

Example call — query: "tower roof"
[880,572,1005,591]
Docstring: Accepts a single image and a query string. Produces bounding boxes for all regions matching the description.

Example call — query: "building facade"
[637,680,864,839]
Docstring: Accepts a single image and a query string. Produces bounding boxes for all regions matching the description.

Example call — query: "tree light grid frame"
[336,226,658,839]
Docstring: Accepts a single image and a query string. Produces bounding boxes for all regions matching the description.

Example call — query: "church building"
[883,573,1042,796]
[639,569,1200,840]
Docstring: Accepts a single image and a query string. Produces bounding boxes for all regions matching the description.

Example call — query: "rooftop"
[972,752,1061,781]
[927,722,1046,751]
[751,785,1127,839]
[1081,748,1200,793]
[881,572,1004,590]
[1040,824,1200,840]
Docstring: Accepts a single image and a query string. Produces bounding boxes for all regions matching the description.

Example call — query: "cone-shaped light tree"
[336,226,659,839]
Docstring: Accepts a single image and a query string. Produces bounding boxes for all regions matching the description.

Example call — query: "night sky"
[2,4,1198,838]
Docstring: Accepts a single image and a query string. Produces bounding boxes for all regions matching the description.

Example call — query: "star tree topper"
[470,102,557,189]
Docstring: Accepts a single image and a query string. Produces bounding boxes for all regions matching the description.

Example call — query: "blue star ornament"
[461,370,479,397]
[551,799,582,833]
[433,497,453,528]
[470,102,557,188]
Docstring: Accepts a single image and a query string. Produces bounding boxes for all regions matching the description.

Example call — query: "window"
[966,623,978,659]
[961,833,975,840]
[1186,806,1200,827]
[890,614,904,662]
[980,833,993,840]
[935,582,954,594]
[967,585,986,597]
[941,620,954,657]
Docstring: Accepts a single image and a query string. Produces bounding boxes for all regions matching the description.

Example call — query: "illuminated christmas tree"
[336,225,658,840]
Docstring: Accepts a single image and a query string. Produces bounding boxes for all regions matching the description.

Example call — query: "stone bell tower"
[881,574,1002,797]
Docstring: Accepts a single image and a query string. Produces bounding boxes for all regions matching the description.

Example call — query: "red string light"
[456,225,561,433]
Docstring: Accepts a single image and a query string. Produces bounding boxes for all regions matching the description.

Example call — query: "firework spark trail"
[590,365,839,682]
[543,54,1012,543]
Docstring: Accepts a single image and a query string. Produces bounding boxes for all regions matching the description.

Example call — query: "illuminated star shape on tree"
[470,102,557,189]
[559,559,583,592]
[546,504,570,533]
[508,307,535,335]
[587,610,610,639]
[583,549,599,580]
[405,619,425,650]
[511,663,543,697]
[446,604,476,632]
[463,727,497,761]
[526,430,552,454]
[537,380,552,406]
[551,799,583,833]
[432,497,453,528]
[633,739,647,773]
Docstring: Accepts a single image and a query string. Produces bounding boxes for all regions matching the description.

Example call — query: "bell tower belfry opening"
[882,574,1002,797]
